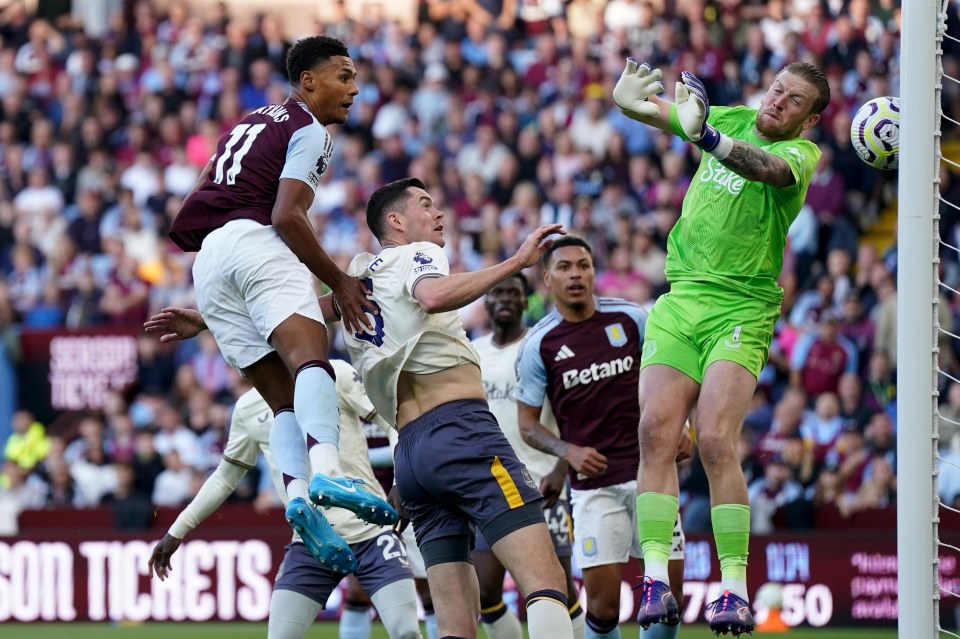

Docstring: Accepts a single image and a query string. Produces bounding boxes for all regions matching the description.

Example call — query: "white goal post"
[897,0,942,636]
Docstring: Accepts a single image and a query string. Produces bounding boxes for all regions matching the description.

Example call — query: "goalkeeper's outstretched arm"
[614,62,795,188]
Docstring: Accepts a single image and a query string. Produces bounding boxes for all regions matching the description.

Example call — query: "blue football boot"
[308,474,399,526]
[285,497,357,575]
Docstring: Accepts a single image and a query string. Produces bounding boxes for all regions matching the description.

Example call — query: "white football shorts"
[400,524,427,579]
[192,219,325,370]
[571,480,684,570]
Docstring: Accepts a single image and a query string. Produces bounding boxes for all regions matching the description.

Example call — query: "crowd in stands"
[0,0,955,534]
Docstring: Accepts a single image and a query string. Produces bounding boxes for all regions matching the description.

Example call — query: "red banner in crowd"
[3,524,957,628]
[18,328,141,421]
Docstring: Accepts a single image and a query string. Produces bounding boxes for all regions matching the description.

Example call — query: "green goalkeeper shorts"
[640,281,780,383]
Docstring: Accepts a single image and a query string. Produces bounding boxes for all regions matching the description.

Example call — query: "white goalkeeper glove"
[613,58,664,119]
[675,71,733,159]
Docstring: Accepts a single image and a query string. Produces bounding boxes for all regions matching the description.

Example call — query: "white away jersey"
[473,331,561,484]
[343,242,481,425]
[226,359,386,544]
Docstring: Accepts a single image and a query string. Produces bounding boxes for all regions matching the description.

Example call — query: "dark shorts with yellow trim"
[474,497,572,558]
[395,399,544,552]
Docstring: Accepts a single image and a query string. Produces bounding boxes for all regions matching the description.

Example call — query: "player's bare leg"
[582,563,623,638]
[415,578,438,639]
[491,523,573,638]
[695,360,756,635]
[425,561,481,638]
[635,365,698,629]
[270,313,397,526]
[474,549,522,639]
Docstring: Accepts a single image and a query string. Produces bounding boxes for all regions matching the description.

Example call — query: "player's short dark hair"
[366,177,427,240]
[781,62,830,115]
[286,36,349,86]
[542,235,593,268]
[503,272,533,296]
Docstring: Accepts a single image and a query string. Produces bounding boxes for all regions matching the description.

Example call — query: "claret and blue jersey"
[516,297,647,491]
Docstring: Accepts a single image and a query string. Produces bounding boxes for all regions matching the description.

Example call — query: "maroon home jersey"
[169,98,333,252]
[516,297,647,490]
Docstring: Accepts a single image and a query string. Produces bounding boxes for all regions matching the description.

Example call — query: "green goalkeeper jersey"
[666,104,820,304]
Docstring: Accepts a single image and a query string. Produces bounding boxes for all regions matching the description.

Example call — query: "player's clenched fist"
[613,58,664,119]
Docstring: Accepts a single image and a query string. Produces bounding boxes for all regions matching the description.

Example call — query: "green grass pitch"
[5,622,900,638]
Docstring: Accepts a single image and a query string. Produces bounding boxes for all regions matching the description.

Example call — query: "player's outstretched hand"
[675,70,711,142]
[148,533,183,581]
[333,275,377,335]
[539,460,568,508]
[563,444,608,478]
[613,58,663,119]
[143,307,207,342]
[387,485,409,535]
[515,224,565,269]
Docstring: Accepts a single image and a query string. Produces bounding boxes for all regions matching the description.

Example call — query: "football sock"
[424,603,439,639]
[635,493,679,583]
[712,504,751,600]
[526,590,573,638]
[585,612,620,639]
[570,600,586,639]
[269,407,309,501]
[338,604,372,639]
[370,579,421,639]
[479,600,522,639]
[294,360,342,476]
[267,589,322,639]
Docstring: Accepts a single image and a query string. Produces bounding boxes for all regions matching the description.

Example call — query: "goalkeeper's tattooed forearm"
[719,140,795,188]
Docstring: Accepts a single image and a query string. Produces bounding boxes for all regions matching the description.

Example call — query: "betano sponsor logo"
[561,356,634,389]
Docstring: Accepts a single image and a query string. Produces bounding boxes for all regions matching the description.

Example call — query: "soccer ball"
[850,96,900,170]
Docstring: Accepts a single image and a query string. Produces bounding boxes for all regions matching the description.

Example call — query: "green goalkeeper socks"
[712,504,750,582]
[636,492,679,580]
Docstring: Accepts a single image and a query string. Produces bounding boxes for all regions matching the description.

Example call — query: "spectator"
[38,455,78,507]
[790,310,859,398]
[456,123,511,184]
[3,409,49,470]
[871,265,898,368]
[132,430,164,499]
[102,462,152,529]
[940,382,960,450]
[863,350,896,413]
[838,290,874,365]
[152,450,194,507]
[748,457,805,534]
[800,392,845,463]
[837,456,896,518]
[153,403,200,466]
[756,387,810,464]
[837,372,873,431]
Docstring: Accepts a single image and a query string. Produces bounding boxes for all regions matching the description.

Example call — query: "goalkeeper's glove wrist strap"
[695,125,733,161]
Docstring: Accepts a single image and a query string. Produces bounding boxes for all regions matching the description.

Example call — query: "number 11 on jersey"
[214,123,267,186]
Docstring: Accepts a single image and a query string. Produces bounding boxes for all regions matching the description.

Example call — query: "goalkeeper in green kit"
[613,60,828,637]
